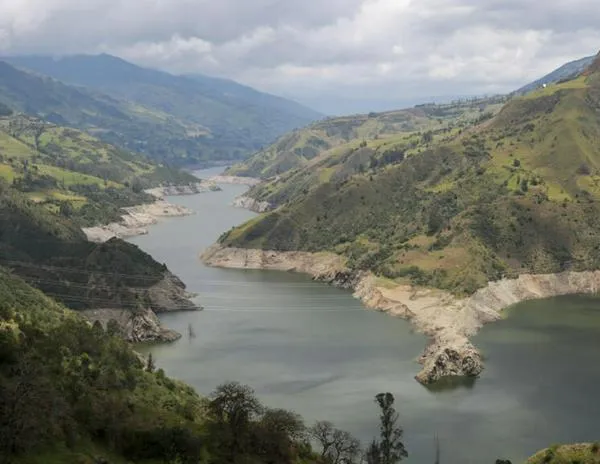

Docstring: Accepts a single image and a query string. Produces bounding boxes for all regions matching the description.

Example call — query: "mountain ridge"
[0,55,321,165]
[219,49,600,296]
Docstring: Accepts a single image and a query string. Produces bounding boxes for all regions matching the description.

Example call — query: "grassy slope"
[526,443,600,463]
[226,97,506,179]
[0,183,184,312]
[0,113,198,225]
[222,55,600,295]
[0,268,206,463]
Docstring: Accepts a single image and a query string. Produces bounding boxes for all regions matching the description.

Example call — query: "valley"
[132,171,600,463]
[1,39,600,464]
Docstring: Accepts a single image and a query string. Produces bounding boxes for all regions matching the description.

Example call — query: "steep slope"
[3,54,322,163]
[0,59,211,165]
[0,183,195,327]
[514,55,595,95]
[0,270,318,464]
[220,52,600,296]
[0,112,198,226]
[226,96,506,180]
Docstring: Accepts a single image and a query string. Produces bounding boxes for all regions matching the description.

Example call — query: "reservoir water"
[131,168,600,463]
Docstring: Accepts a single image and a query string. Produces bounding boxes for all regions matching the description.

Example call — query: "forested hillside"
[221,52,600,296]
[2,55,321,165]
[0,111,198,226]
[226,96,506,180]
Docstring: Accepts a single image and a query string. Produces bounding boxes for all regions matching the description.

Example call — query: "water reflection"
[422,376,478,394]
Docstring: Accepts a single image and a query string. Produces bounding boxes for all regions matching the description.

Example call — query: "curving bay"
[131,168,600,464]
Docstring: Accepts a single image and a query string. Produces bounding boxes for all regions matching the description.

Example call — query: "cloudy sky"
[1,0,599,114]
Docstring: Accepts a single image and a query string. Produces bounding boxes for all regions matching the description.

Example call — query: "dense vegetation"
[221,53,600,296]
[0,267,418,463]
[0,113,198,225]
[1,55,321,165]
[0,178,190,315]
[226,96,507,180]
[0,267,583,463]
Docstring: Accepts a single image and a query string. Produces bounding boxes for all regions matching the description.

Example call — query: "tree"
[208,382,263,461]
[310,421,361,464]
[365,440,381,464]
[254,408,307,464]
[145,353,155,373]
[422,131,434,144]
[369,393,407,464]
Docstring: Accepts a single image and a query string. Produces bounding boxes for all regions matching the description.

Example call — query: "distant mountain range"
[0,54,322,166]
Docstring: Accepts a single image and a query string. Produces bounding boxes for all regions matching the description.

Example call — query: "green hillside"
[0,182,189,313]
[0,268,327,464]
[0,112,197,226]
[221,52,600,296]
[2,55,321,165]
[225,96,507,180]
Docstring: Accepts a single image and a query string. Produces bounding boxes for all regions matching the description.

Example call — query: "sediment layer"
[201,244,600,384]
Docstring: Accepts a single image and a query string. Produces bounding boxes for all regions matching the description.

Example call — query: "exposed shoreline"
[82,200,195,243]
[80,185,211,340]
[200,244,600,385]
[207,175,261,186]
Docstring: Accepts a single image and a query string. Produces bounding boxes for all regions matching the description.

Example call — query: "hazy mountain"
[1,54,322,165]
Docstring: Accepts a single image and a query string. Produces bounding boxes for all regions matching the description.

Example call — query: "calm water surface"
[131,168,600,463]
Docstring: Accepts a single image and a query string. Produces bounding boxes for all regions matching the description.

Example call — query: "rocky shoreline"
[81,272,199,344]
[82,200,194,243]
[145,182,221,199]
[200,244,600,385]
[208,175,261,186]
[232,195,272,213]
[80,185,209,341]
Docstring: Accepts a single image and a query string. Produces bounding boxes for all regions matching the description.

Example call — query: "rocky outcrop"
[81,307,181,343]
[145,182,220,199]
[201,244,600,385]
[82,200,194,243]
[147,272,200,313]
[80,272,200,343]
[208,175,261,186]
[232,195,273,213]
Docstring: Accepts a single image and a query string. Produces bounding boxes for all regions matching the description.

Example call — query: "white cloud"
[0,0,599,113]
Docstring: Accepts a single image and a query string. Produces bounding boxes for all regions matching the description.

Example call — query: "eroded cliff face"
[81,272,198,343]
[81,307,181,343]
[201,244,600,385]
[147,272,199,313]
[232,196,273,213]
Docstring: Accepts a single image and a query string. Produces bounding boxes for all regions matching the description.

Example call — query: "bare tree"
[310,421,362,464]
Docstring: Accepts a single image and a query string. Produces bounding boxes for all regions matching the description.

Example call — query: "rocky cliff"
[232,195,273,213]
[81,307,181,343]
[81,272,199,343]
[201,244,600,385]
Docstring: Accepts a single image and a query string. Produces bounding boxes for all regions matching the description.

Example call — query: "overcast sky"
[1,0,599,114]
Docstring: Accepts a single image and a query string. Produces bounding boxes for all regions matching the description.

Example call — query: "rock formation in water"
[201,244,600,385]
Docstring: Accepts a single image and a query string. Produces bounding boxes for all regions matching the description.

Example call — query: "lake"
[131,168,600,463]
